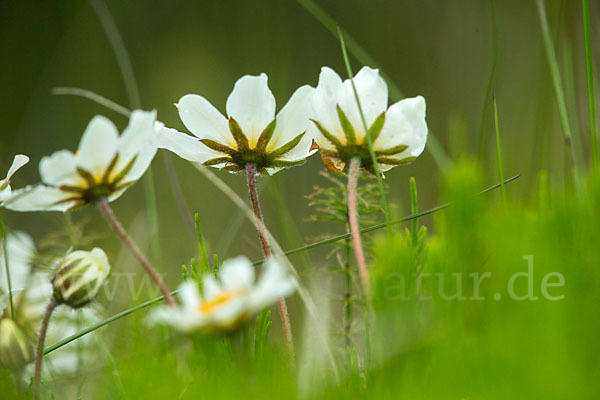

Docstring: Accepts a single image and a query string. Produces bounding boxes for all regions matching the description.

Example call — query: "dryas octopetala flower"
[51,248,111,308]
[0,154,29,205]
[5,111,163,212]
[158,73,315,175]
[150,256,296,333]
[309,66,427,174]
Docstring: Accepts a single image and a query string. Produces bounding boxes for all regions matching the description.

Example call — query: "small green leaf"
[199,139,236,155]
[255,119,277,152]
[369,112,386,142]
[269,132,305,158]
[375,144,408,156]
[336,105,357,145]
[228,117,250,151]
[311,119,343,149]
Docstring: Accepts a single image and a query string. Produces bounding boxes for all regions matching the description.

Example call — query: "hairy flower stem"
[33,298,57,400]
[347,158,372,300]
[245,164,294,352]
[96,198,175,307]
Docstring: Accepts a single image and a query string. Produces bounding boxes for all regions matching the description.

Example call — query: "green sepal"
[375,144,408,156]
[203,157,231,166]
[200,139,236,155]
[377,156,416,165]
[369,112,386,142]
[269,132,305,158]
[311,119,343,149]
[336,105,357,145]
[269,159,306,168]
[228,118,250,151]
[255,119,277,152]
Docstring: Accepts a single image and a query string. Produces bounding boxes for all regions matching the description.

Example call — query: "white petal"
[115,110,162,183]
[157,127,219,163]
[39,150,84,187]
[177,94,234,147]
[250,258,296,311]
[0,186,12,203]
[219,256,255,290]
[375,96,427,161]
[5,154,29,181]
[210,297,247,327]
[0,231,35,292]
[226,73,276,148]
[337,66,388,143]
[268,85,313,151]
[77,115,119,180]
[3,185,76,212]
[202,275,222,300]
[311,67,344,150]
[178,281,201,310]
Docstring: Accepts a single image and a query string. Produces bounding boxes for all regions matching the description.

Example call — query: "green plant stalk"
[338,28,392,238]
[0,212,15,318]
[344,231,352,364]
[582,0,599,167]
[296,0,451,170]
[409,177,419,246]
[194,213,211,272]
[535,0,579,187]
[493,95,507,205]
[42,175,521,356]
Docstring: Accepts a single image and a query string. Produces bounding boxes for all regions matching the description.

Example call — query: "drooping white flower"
[0,233,104,387]
[158,73,316,175]
[150,256,296,333]
[0,154,29,205]
[5,110,163,212]
[309,66,427,174]
[52,248,111,308]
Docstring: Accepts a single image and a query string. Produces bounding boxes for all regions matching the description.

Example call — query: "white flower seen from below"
[0,154,29,205]
[158,73,315,175]
[150,256,296,333]
[309,66,428,174]
[5,110,163,212]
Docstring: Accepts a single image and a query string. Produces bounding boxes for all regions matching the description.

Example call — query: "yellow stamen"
[199,289,241,314]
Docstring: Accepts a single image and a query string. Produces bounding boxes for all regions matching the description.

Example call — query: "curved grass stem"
[96,198,175,307]
[33,298,57,400]
[347,158,372,300]
[245,164,294,352]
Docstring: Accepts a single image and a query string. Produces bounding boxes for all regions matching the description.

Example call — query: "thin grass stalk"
[582,0,599,167]
[338,29,392,238]
[493,94,507,205]
[535,0,580,188]
[89,0,162,264]
[33,298,58,400]
[0,213,15,318]
[296,0,452,170]
[347,158,372,300]
[96,198,175,307]
[244,164,294,352]
[409,177,419,246]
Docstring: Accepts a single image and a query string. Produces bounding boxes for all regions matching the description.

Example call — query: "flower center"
[198,289,242,314]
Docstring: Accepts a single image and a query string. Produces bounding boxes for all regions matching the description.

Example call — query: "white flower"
[150,256,296,333]
[309,66,427,174]
[158,73,316,175]
[5,110,163,212]
[0,154,29,205]
[52,248,111,308]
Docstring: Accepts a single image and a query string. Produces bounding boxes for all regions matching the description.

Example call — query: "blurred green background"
[1,0,598,295]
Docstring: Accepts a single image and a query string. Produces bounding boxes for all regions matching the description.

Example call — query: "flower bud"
[52,248,110,308]
[0,318,34,371]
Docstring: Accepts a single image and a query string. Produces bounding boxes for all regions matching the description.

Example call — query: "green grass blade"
[493,94,507,205]
[0,212,14,318]
[338,28,392,237]
[535,0,580,188]
[44,289,180,355]
[297,0,451,170]
[582,0,598,167]
[51,87,131,117]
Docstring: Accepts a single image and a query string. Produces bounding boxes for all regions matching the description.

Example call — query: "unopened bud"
[0,318,34,371]
[52,248,110,308]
